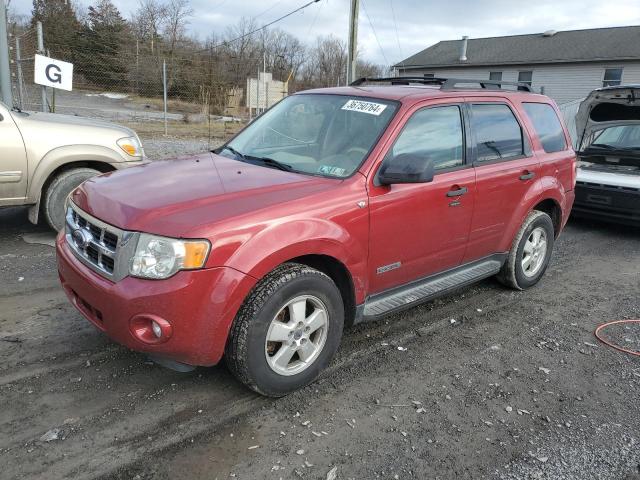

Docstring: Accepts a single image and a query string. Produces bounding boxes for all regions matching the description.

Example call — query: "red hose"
[594,319,640,357]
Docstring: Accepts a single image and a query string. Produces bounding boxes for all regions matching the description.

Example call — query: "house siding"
[398,61,640,105]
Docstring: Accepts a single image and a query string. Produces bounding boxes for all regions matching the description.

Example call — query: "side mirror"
[378,153,435,185]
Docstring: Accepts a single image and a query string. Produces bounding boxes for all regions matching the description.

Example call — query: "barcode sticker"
[342,99,387,116]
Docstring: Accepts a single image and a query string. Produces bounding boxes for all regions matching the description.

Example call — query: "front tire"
[225,263,344,397]
[498,210,555,290]
[43,168,101,231]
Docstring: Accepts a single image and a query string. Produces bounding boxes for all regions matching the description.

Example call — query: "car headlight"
[129,233,210,279]
[117,136,143,157]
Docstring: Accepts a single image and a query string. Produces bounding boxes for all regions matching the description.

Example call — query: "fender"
[498,175,568,252]
[26,145,143,224]
[215,218,369,305]
[27,144,129,203]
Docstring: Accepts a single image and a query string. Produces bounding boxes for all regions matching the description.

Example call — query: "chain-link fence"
[8,23,294,158]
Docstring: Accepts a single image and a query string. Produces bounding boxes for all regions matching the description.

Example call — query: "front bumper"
[56,233,256,366]
[574,181,640,226]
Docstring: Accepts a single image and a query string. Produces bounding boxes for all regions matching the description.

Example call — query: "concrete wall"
[398,61,640,105]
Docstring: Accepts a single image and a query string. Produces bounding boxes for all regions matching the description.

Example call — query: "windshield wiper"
[219,146,294,172]
[219,145,246,159]
[588,143,640,152]
[588,143,616,150]
[244,155,294,172]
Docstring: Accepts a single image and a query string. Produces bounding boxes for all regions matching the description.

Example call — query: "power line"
[389,0,403,68]
[306,0,324,37]
[253,1,285,21]
[199,0,322,53]
[361,0,389,66]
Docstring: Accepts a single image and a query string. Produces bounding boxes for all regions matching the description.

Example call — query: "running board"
[357,255,505,323]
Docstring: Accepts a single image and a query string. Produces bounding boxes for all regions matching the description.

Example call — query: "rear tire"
[43,168,101,231]
[497,210,555,290]
[225,263,344,397]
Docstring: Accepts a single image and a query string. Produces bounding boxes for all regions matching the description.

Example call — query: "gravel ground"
[141,136,214,160]
[0,206,639,480]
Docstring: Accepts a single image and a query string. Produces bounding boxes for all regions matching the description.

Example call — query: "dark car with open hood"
[574,85,640,226]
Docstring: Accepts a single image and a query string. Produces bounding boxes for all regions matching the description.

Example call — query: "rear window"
[471,104,525,162]
[522,103,567,153]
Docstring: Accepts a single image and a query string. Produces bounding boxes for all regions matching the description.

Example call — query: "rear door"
[367,101,476,294]
[462,99,540,263]
[0,103,28,205]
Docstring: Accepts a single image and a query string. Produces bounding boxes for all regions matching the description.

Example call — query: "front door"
[0,104,28,205]
[367,103,476,294]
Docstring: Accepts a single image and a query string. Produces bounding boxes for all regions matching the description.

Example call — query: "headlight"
[129,233,210,279]
[117,136,143,157]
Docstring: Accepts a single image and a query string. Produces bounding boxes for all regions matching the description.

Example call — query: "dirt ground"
[1,206,639,480]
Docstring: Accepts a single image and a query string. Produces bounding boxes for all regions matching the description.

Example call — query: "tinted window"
[522,102,567,153]
[603,68,623,87]
[385,105,464,171]
[471,104,524,162]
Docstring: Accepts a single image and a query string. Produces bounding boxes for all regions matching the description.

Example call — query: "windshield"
[220,94,398,178]
[587,125,640,150]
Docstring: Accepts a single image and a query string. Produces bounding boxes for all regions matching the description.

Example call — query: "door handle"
[446,186,468,197]
[519,171,535,181]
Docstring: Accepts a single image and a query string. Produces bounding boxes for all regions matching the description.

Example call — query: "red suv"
[56,77,576,396]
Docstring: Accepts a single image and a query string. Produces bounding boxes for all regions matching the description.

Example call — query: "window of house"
[522,103,567,153]
[489,71,502,81]
[518,71,533,87]
[471,104,525,162]
[423,73,435,79]
[603,68,623,87]
[384,105,465,171]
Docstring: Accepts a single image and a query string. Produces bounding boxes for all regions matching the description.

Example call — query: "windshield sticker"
[342,99,387,116]
[318,165,347,176]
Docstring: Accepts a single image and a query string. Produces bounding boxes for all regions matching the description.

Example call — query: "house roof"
[395,26,640,69]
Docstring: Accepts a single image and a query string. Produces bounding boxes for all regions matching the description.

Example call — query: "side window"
[522,102,567,153]
[471,104,525,162]
[384,105,464,171]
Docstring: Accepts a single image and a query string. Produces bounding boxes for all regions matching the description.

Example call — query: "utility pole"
[0,0,13,108]
[37,21,47,112]
[346,0,359,85]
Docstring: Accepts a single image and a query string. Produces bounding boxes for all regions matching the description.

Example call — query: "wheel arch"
[287,254,357,328]
[499,183,569,252]
[531,198,562,237]
[27,150,119,224]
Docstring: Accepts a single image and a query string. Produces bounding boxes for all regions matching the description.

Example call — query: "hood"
[575,85,640,151]
[11,109,135,135]
[71,152,339,237]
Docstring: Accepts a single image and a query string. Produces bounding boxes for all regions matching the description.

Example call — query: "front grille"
[66,203,126,280]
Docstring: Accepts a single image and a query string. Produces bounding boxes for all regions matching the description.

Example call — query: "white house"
[394,26,640,106]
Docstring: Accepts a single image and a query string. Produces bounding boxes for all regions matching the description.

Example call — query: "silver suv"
[0,101,146,230]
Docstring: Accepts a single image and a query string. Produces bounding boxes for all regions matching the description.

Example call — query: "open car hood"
[576,85,640,151]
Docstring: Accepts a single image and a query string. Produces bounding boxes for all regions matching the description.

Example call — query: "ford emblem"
[72,228,92,249]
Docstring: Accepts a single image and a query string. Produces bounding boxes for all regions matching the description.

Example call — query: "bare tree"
[131,0,166,54]
[162,0,192,56]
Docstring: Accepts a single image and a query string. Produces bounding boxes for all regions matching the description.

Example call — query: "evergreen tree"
[31,0,81,59]
[77,0,131,88]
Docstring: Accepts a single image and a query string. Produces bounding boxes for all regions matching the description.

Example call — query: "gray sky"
[9,0,640,65]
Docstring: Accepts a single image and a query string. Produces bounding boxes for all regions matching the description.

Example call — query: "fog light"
[151,321,162,338]
[130,314,173,344]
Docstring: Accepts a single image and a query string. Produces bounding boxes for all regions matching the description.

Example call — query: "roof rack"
[350,76,534,93]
